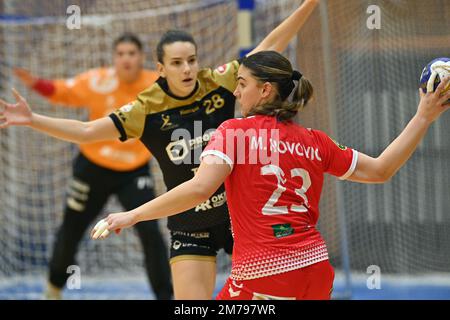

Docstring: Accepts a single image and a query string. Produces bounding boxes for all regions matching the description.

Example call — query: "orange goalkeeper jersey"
[48,68,158,171]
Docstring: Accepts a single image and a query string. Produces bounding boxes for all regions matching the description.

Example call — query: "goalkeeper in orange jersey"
[13,33,172,300]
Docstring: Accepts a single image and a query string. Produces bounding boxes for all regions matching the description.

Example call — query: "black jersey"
[109,61,239,231]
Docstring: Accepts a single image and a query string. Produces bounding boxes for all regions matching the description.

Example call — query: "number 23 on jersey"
[261,164,311,215]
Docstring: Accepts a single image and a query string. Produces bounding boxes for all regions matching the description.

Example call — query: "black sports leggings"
[48,153,172,299]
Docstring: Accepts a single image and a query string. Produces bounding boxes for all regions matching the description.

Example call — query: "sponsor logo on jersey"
[166,139,189,162]
[173,240,182,250]
[188,232,210,239]
[232,280,243,289]
[179,106,199,116]
[271,223,294,239]
[215,63,229,74]
[165,130,215,163]
[195,191,226,212]
[160,114,179,131]
[172,241,210,251]
[195,199,213,212]
[173,231,210,239]
[117,111,127,123]
[189,132,214,149]
[211,192,226,208]
[332,139,347,150]
[119,103,133,113]
[228,285,241,298]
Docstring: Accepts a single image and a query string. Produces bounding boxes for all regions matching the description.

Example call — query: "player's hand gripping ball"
[420,57,450,104]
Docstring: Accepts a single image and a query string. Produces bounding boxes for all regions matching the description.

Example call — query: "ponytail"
[242,51,314,121]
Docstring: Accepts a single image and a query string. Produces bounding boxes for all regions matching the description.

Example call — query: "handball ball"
[420,57,450,101]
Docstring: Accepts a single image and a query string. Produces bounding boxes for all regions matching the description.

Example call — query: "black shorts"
[169,221,233,264]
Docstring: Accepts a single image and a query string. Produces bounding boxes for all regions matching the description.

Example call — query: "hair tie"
[292,70,302,81]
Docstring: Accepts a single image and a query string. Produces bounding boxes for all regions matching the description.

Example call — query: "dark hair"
[156,30,197,63]
[113,33,143,51]
[242,51,313,121]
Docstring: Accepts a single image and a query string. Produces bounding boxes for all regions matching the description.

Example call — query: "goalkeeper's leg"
[117,168,173,300]
[46,155,110,299]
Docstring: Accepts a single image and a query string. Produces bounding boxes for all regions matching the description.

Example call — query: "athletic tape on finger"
[93,219,109,239]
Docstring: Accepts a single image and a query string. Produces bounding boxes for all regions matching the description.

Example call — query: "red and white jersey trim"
[339,149,359,180]
[200,150,234,170]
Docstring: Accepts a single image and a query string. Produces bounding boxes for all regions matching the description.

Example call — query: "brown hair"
[156,30,197,63]
[242,51,313,121]
[113,33,143,51]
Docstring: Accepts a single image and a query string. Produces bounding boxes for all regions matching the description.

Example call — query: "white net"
[254,0,299,66]
[0,0,238,298]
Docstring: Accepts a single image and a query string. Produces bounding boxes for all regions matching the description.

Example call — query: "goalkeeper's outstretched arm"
[14,68,88,107]
[0,88,119,144]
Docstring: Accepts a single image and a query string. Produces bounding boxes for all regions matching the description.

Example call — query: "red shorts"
[216,260,335,300]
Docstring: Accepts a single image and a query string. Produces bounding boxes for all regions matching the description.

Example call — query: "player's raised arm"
[348,77,450,184]
[248,0,319,56]
[0,88,120,144]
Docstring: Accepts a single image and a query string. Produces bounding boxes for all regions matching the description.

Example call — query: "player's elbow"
[380,170,396,183]
[354,166,392,184]
[371,164,394,184]
[78,122,98,143]
[190,180,216,203]
[371,173,392,184]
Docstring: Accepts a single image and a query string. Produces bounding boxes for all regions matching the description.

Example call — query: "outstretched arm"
[0,89,119,143]
[14,68,38,88]
[14,68,89,107]
[348,77,450,184]
[91,156,231,239]
[248,0,319,56]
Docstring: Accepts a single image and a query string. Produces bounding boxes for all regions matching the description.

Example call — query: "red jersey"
[201,115,358,280]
